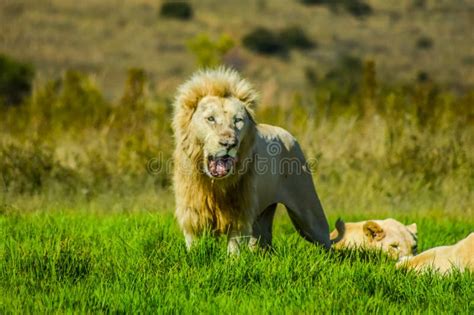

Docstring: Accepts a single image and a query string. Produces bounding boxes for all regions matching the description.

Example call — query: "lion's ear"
[406,223,417,235]
[245,107,256,124]
[363,221,385,241]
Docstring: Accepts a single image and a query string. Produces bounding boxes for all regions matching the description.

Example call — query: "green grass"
[1,211,473,313]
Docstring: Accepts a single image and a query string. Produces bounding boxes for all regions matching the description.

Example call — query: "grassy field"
[1,212,473,313]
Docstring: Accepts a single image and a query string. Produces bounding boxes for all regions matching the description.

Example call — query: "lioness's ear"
[406,223,417,235]
[363,221,385,241]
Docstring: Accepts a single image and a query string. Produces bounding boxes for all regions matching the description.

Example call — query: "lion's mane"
[172,68,259,235]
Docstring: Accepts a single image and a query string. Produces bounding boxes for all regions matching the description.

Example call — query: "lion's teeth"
[228,149,237,157]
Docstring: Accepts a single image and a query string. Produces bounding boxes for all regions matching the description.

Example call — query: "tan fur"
[396,233,474,274]
[173,68,330,254]
[330,218,418,259]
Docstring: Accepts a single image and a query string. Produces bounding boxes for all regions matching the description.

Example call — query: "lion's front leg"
[183,229,196,250]
[176,206,201,251]
[248,203,277,251]
[227,227,252,255]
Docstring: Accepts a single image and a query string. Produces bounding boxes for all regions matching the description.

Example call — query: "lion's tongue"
[216,160,227,176]
[209,157,234,177]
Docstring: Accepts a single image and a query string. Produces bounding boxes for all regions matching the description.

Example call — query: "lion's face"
[190,95,252,179]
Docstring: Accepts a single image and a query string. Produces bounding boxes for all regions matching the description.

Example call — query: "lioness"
[330,218,418,259]
[396,233,474,274]
[172,68,330,254]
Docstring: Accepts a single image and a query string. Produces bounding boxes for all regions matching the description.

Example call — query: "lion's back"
[256,123,297,153]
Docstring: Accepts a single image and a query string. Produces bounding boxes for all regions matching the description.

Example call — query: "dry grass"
[1,68,472,221]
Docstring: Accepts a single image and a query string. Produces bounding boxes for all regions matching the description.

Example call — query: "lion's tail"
[330,218,345,245]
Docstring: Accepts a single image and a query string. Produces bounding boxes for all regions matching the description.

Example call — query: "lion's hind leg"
[284,202,331,249]
[281,177,331,250]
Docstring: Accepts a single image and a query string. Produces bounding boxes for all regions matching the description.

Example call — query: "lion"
[396,233,474,274]
[172,67,330,254]
[330,218,418,259]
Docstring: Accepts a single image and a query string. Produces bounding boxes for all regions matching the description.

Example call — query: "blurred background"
[0,0,473,219]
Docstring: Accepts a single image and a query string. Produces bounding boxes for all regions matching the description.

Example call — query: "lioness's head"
[173,67,258,180]
[331,218,418,259]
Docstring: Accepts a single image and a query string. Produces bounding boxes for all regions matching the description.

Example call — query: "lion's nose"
[219,138,237,149]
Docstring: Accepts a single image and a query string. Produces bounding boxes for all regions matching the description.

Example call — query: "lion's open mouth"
[207,154,236,178]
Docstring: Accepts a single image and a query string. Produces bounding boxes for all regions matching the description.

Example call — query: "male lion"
[172,68,330,254]
[396,233,474,274]
[330,218,418,259]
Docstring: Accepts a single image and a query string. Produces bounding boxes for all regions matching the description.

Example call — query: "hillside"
[1,0,473,101]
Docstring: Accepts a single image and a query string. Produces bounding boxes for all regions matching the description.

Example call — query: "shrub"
[0,54,34,106]
[56,70,110,127]
[242,27,286,55]
[304,66,318,86]
[0,142,82,194]
[28,70,110,131]
[278,26,315,49]
[160,2,193,20]
[187,34,235,67]
[416,36,433,50]
[301,0,372,19]
[412,0,426,9]
[322,54,364,99]
[362,60,377,100]
[299,0,327,5]
[120,68,147,109]
[417,71,430,83]
[343,1,372,18]
[243,26,316,55]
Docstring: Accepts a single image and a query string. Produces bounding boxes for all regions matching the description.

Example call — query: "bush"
[343,1,372,18]
[322,54,364,99]
[299,0,327,5]
[304,66,318,86]
[243,26,315,55]
[27,70,110,131]
[0,142,82,194]
[120,68,147,109]
[242,27,286,55]
[279,26,315,49]
[0,54,34,106]
[56,70,110,128]
[416,36,433,50]
[412,0,426,9]
[160,2,193,20]
[300,0,372,19]
[417,71,430,83]
[187,34,235,67]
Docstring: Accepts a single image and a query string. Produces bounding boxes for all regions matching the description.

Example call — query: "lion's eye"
[390,243,399,249]
[234,117,244,124]
[207,116,215,123]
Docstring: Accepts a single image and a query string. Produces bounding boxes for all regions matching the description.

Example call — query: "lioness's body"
[397,233,474,274]
[172,68,330,254]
